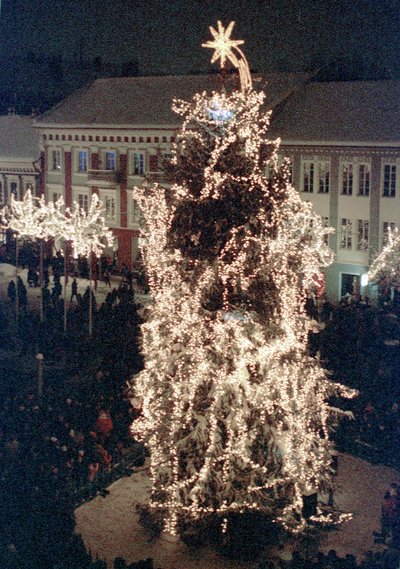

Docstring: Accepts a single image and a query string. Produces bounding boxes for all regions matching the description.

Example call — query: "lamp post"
[36,352,44,399]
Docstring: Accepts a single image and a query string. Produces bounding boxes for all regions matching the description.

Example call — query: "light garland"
[63,194,114,257]
[129,23,356,537]
[369,227,400,289]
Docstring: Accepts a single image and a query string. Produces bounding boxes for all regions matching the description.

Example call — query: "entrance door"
[341,273,360,298]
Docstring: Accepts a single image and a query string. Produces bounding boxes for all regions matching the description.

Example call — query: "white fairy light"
[130,24,356,537]
[202,20,252,91]
[369,227,400,289]
[63,194,114,257]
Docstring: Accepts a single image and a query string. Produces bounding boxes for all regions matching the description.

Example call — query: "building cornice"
[281,139,400,149]
[33,123,179,131]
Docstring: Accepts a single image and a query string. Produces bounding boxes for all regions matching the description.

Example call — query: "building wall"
[36,125,400,298]
[36,126,175,269]
[282,144,400,301]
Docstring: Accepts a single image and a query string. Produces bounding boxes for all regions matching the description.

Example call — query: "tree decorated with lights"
[368,227,400,290]
[0,190,63,321]
[131,21,355,536]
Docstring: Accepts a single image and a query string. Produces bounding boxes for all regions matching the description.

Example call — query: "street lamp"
[36,352,44,399]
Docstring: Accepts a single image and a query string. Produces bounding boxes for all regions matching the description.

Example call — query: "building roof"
[34,73,309,128]
[269,80,400,145]
[0,115,40,161]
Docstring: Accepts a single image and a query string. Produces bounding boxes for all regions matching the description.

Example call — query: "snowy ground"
[75,453,400,568]
[0,262,149,308]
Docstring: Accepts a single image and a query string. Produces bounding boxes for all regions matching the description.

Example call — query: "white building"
[269,80,400,300]
[33,73,308,269]
[31,74,400,300]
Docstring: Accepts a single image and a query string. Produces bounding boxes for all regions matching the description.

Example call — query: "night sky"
[1,0,400,77]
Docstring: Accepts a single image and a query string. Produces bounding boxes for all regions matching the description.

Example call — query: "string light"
[130,23,356,537]
[369,227,400,289]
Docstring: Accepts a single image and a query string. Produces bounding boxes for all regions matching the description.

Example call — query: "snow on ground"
[1,263,398,566]
[75,453,400,568]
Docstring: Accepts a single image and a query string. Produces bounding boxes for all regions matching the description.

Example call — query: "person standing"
[70,278,78,302]
[374,483,400,544]
[103,268,111,288]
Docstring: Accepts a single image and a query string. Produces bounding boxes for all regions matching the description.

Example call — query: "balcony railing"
[88,169,118,183]
[145,171,168,184]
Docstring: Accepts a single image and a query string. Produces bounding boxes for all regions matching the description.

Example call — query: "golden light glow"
[202,20,252,92]
[129,41,355,537]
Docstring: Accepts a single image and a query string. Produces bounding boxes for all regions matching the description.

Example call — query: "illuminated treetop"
[202,20,252,92]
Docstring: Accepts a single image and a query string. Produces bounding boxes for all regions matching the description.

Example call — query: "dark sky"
[1,0,400,76]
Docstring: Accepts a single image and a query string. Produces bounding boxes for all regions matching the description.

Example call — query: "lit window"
[322,216,329,245]
[52,149,61,171]
[302,160,330,194]
[130,198,141,224]
[383,164,396,197]
[105,151,116,171]
[133,153,145,175]
[383,221,396,247]
[358,163,370,196]
[342,163,353,195]
[357,220,369,251]
[340,218,352,249]
[78,150,88,173]
[10,182,19,199]
[78,193,89,214]
[105,195,116,221]
[302,161,314,193]
[318,162,330,194]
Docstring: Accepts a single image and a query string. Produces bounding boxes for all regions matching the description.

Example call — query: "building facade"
[270,80,400,300]
[33,75,400,301]
[33,73,308,270]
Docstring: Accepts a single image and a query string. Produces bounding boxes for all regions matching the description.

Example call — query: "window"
[302,161,314,193]
[302,160,330,193]
[10,182,18,199]
[383,222,396,247]
[105,151,116,171]
[52,192,62,204]
[340,218,352,249]
[357,220,369,251]
[129,198,141,224]
[318,161,330,193]
[383,164,396,197]
[104,195,116,221]
[358,163,370,196]
[133,153,145,175]
[77,150,88,173]
[0,181,4,204]
[52,149,61,171]
[78,193,89,214]
[25,182,34,194]
[322,216,329,245]
[342,163,353,195]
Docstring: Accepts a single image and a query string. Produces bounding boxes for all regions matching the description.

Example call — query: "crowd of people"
[4,248,400,567]
[0,250,147,568]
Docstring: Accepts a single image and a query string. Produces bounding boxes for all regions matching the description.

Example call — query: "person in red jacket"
[374,485,399,543]
[95,409,114,444]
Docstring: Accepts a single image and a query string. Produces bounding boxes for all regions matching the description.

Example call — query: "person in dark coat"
[7,280,16,303]
[70,278,78,302]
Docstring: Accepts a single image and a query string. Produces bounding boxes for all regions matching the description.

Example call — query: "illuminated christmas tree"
[368,227,400,290]
[131,22,355,536]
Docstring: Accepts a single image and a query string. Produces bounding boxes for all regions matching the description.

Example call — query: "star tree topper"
[202,20,252,92]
